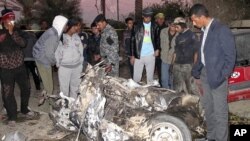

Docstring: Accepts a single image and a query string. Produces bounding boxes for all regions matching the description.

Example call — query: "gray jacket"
[55,33,84,68]
[33,15,68,67]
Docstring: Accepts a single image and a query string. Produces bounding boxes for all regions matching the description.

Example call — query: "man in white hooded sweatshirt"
[33,15,68,102]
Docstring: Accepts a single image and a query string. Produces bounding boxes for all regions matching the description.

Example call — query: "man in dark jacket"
[172,17,199,94]
[130,8,159,84]
[190,4,236,141]
[87,22,101,65]
[20,25,41,91]
[0,8,33,126]
[122,17,134,78]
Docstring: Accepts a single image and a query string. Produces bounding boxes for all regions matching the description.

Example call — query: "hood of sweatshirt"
[52,15,68,37]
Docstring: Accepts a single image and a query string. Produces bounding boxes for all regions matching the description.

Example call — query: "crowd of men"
[0,3,236,141]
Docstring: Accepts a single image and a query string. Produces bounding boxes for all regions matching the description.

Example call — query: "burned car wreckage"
[48,60,205,141]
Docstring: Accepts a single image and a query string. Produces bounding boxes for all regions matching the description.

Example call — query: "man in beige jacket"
[160,20,177,89]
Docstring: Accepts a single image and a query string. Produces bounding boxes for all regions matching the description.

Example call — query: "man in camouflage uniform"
[93,14,119,76]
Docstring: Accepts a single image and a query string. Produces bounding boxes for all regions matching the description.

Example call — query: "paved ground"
[229,100,250,118]
[0,63,250,140]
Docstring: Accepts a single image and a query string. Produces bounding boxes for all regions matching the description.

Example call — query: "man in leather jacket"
[130,8,159,84]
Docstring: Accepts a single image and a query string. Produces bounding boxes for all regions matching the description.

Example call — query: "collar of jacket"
[102,24,112,33]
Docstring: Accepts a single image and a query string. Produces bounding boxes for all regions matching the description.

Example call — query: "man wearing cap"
[93,14,119,76]
[0,8,33,125]
[154,13,167,86]
[190,4,236,141]
[172,17,199,94]
[130,7,159,84]
[33,15,68,104]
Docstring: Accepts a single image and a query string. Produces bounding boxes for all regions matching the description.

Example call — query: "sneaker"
[21,111,39,120]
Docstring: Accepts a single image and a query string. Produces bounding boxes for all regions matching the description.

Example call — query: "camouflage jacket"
[100,24,119,76]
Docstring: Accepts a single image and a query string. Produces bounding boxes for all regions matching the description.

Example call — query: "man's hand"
[130,56,135,65]
[194,78,203,96]
[94,54,101,61]
[105,64,112,72]
[8,21,14,35]
[154,50,159,57]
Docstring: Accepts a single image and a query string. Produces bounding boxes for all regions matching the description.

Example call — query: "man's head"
[167,19,176,33]
[189,3,210,28]
[155,13,165,26]
[65,19,81,35]
[142,8,153,23]
[52,15,68,37]
[173,17,187,33]
[91,22,100,35]
[40,20,49,30]
[74,18,83,33]
[93,14,107,31]
[1,8,15,29]
[125,17,134,30]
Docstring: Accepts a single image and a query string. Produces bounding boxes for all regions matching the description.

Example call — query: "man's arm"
[55,41,63,67]
[219,26,236,78]
[106,29,119,65]
[130,27,136,65]
[44,36,59,65]
[11,30,27,47]
[192,33,199,64]
[154,26,160,56]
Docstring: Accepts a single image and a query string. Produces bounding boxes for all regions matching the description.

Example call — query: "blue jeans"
[161,62,171,89]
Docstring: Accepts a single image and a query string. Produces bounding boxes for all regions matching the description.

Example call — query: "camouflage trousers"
[173,64,199,95]
[108,62,119,77]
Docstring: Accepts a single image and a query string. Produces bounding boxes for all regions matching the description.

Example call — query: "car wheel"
[149,114,192,141]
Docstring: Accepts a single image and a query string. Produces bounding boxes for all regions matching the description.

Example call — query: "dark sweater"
[0,28,26,69]
[174,29,198,64]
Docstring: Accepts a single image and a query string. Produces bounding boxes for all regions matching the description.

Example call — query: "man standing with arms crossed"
[190,4,236,141]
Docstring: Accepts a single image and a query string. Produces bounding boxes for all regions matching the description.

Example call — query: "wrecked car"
[49,60,205,141]
[47,29,250,141]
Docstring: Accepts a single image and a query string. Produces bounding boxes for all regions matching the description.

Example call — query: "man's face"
[190,14,204,28]
[91,26,99,35]
[96,21,106,31]
[67,25,78,34]
[41,21,48,30]
[169,23,176,32]
[156,17,165,26]
[143,16,152,23]
[3,17,15,29]
[76,23,82,33]
[126,20,134,29]
[175,25,184,33]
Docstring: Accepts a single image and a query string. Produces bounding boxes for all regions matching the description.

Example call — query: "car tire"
[149,114,192,141]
